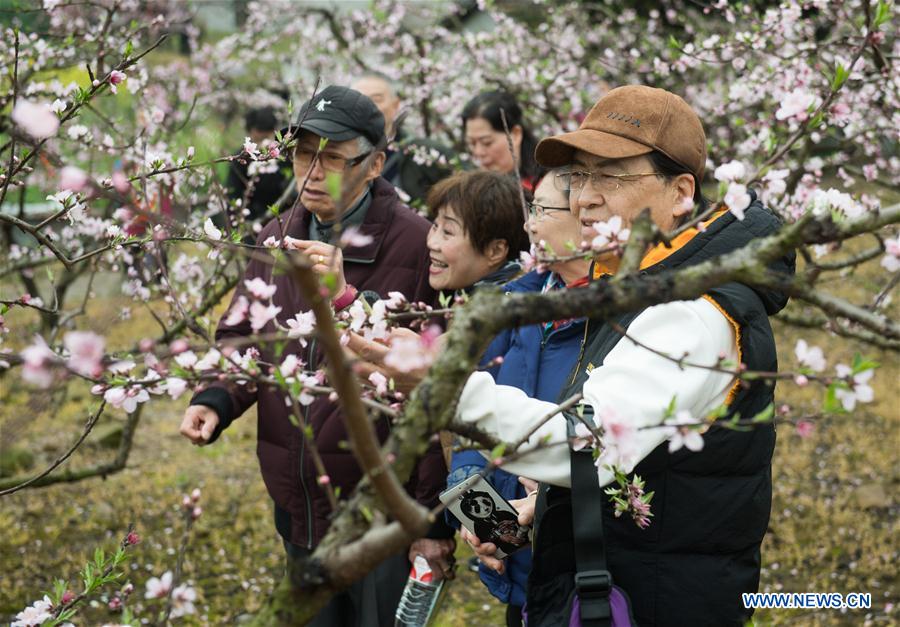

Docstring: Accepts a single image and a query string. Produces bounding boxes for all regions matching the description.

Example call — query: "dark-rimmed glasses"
[562,170,660,193]
[527,201,571,219]
[293,147,372,172]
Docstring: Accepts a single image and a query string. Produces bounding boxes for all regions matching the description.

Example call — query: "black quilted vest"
[526,199,795,627]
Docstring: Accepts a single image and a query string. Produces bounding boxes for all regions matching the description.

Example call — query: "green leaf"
[325,171,343,201]
[873,0,891,27]
[851,353,879,374]
[360,505,373,522]
[123,40,133,58]
[269,202,280,216]
[831,63,850,91]
[318,137,329,151]
[490,443,507,460]
[823,384,844,413]
[664,395,677,419]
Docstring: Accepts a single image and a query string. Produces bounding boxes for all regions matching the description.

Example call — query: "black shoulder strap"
[568,410,613,627]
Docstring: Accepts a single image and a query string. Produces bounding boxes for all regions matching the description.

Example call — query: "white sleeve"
[454,298,738,488]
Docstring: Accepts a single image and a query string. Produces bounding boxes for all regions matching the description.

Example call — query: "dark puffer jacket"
[527,194,796,627]
[191,177,451,548]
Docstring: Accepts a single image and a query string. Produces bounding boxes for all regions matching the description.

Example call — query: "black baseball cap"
[281,86,385,147]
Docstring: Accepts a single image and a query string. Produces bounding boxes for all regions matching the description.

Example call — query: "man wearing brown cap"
[455,86,794,626]
[180,86,454,626]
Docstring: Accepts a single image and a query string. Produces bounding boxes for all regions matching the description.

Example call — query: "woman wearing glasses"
[449,169,590,627]
[462,91,545,193]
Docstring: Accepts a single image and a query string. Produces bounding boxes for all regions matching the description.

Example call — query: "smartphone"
[439,473,532,560]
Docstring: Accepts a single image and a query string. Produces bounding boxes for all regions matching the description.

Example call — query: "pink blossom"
[112,171,131,194]
[164,377,188,400]
[59,166,89,192]
[339,226,374,248]
[21,337,57,388]
[881,236,900,272]
[174,351,198,368]
[713,160,746,183]
[12,595,53,627]
[383,330,440,373]
[191,506,202,520]
[279,353,304,377]
[145,572,173,599]
[224,295,250,326]
[795,420,815,438]
[244,277,277,300]
[384,291,408,310]
[664,410,705,453]
[108,70,126,94]
[593,406,639,471]
[793,374,809,386]
[519,249,536,273]
[723,183,751,220]
[203,218,222,241]
[63,330,105,377]
[834,365,875,411]
[368,371,388,395]
[571,421,595,451]
[242,137,260,159]
[794,339,826,372]
[590,216,631,251]
[286,311,316,345]
[11,100,60,139]
[262,236,280,248]
[347,300,368,332]
[125,531,140,546]
[249,301,282,331]
[104,387,150,413]
[187,146,195,160]
[170,339,189,354]
[318,474,331,485]
[775,88,817,121]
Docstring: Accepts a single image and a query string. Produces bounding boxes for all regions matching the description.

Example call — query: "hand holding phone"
[439,473,533,560]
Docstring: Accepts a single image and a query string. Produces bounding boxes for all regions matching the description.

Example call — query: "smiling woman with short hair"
[425,170,530,293]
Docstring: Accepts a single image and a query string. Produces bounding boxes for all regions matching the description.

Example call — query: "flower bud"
[170,339,189,354]
[61,590,75,604]
[125,531,140,546]
[191,488,201,502]
[191,506,202,520]
[317,475,331,486]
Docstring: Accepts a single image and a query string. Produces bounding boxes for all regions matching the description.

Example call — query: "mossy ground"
[1,258,897,626]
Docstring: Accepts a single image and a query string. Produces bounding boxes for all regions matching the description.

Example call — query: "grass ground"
[0,252,897,626]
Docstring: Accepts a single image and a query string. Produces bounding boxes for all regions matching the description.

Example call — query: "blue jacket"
[448,270,586,607]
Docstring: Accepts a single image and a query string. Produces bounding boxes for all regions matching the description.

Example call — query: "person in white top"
[454,86,792,627]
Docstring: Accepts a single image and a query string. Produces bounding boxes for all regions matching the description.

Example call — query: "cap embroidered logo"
[316,99,332,112]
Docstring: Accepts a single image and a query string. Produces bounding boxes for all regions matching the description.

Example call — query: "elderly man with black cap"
[179,86,454,625]
[454,85,794,626]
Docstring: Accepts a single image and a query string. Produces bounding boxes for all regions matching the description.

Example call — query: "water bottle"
[394,555,444,626]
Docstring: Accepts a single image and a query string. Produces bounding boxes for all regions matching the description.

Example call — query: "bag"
[566,412,637,627]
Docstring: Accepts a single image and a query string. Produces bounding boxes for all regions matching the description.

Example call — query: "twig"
[0,401,106,497]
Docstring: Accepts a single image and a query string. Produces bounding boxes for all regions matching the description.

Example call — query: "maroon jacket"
[191,177,450,548]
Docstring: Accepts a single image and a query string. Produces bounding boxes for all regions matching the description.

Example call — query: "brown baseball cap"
[535,85,707,179]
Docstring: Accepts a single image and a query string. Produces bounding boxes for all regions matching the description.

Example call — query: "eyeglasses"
[292,147,372,172]
[527,201,571,219]
[559,170,660,193]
